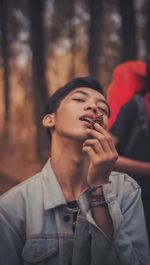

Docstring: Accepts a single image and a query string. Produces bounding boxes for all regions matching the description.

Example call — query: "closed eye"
[73,98,85,102]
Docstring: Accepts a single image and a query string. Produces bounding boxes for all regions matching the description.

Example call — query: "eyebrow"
[72,90,110,116]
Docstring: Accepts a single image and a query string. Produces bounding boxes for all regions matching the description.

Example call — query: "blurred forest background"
[0,0,150,194]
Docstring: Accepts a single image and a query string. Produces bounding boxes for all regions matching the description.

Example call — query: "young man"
[0,76,149,265]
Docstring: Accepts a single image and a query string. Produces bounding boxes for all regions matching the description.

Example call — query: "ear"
[42,114,55,129]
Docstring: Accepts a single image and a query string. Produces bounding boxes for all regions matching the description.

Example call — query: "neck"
[50,137,89,201]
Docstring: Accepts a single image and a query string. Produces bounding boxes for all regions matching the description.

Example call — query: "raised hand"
[82,123,118,186]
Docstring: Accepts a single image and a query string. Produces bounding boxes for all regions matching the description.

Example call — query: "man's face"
[51,87,110,141]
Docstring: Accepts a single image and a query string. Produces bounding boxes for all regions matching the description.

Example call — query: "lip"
[79,113,104,128]
[79,113,96,129]
[79,113,95,121]
[80,119,93,128]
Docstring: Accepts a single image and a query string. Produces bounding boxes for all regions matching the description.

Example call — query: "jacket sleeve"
[0,209,24,265]
[79,184,150,265]
[113,187,150,265]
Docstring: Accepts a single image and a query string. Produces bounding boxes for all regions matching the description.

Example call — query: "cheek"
[57,103,78,121]
[56,114,68,126]
[56,107,74,127]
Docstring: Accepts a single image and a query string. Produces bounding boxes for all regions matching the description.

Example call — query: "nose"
[84,102,99,115]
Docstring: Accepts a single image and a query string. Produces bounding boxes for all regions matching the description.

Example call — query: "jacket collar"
[41,159,66,210]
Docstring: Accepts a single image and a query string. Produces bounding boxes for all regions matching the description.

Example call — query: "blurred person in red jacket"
[107,60,150,242]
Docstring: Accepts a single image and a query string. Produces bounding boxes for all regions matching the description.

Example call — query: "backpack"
[123,95,150,162]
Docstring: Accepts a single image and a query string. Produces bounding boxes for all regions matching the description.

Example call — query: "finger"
[86,129,113,153]
[106,136,117,153]
[86,126,107,140]
[84,137,112,154]
[82,145,96,160]
[87,124,116,153]
[86,128,111,150]
[94,123,110,137]
[83,139,104,154]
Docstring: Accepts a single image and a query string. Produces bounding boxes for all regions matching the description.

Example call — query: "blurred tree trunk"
[118,0,137,61]
[0,0,10,137]
[51,0,76,78]
[145,0,150,61]
[69,27,76,78]
[88,0,103,80]
[29,0,49,161]
[68,0,76,78]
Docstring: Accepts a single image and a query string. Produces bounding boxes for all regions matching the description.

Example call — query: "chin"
[65,128,89,142]
[76,132,89,142]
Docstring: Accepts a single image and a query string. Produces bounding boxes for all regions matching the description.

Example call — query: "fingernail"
[94,123,98,127]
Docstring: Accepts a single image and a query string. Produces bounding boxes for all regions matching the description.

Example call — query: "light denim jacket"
[0,160,149,265]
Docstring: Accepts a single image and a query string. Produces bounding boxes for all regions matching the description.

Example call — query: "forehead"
[65,87,106,101]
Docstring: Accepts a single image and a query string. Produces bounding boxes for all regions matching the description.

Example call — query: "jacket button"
[63,215,71,222]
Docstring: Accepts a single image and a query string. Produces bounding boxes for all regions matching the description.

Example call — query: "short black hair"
[44,76,105,115]
[44,76,105,138]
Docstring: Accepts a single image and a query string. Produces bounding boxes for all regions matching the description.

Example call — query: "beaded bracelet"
[89,182,110,194]
[90,194,107,208]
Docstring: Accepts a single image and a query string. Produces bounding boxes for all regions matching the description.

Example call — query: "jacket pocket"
[22,237,58,264]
